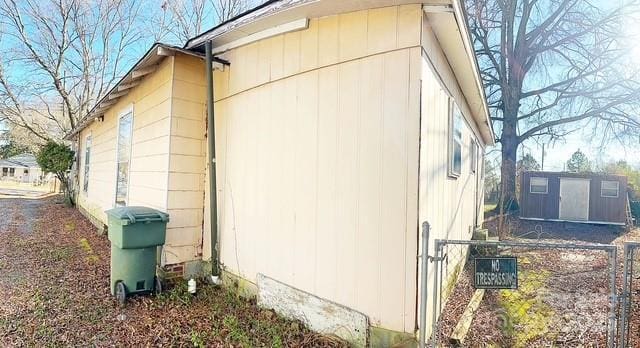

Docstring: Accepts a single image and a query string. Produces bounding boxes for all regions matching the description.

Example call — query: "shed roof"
[524,170,628,181]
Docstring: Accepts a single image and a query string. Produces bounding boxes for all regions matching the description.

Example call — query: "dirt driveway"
[0,197,344,347]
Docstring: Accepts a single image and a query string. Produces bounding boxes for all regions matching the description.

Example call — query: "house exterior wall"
[76,57,174,233]
[27,167,43,183]
[76,53,209,266]
[165,53,208,265]
[520,171,628,224]
[0,166,42,183]
[417,16,487,334]
[204,5,423,333]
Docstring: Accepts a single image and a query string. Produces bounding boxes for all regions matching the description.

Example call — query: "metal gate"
[620,242,640,347]
[418,223,618,347]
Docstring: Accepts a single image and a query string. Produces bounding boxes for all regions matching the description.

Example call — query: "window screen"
[601,181,619,198]
[115,112,133,206]
[530,177,548,194]
[449,100,463,177]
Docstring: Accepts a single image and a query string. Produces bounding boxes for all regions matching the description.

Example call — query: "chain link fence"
[621,242,640,347]
[420,232,617,347]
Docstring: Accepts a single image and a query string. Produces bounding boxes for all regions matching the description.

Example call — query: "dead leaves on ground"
[0,197,346,347]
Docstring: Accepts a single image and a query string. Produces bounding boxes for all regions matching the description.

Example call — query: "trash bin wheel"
[154,277,163,295]
[115,281,127,305]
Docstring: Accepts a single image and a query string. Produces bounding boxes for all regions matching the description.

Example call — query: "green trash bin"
[105,206,169,304]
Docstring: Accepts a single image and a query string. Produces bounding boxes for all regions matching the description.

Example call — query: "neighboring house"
[0,153,43,183]
[521,171,629,225]
[65,0,493,345]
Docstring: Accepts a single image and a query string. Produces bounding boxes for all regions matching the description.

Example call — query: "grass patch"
[33,291,47,319]
[499,269,554,347]
[48,247,72,261]
[157,281,193,306]
[78,238,99,263]
[189,330,207,348]
[223,315,251,347]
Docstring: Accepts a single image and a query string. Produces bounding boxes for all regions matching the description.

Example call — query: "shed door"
[559,178,590,221]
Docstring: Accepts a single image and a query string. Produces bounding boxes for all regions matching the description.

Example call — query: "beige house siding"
[417,16,487,335]
[204,5,422,333]
[165,54,208,265]
[76,54,207,265]
[77,57,174,224]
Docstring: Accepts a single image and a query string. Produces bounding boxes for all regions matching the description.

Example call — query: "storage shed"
[520,171,628,225]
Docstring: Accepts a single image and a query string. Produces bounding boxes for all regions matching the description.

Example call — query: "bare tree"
[0,0,146,144]
[154,0,253,43]
[467,0,640,211]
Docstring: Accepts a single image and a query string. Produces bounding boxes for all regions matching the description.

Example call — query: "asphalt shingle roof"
[0,153,38,168]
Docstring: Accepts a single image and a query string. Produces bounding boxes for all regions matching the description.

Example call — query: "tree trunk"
[57,172,75,207]
[499,119,519,212]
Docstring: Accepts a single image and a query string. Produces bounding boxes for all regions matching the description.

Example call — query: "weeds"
[223,315,251,347]
[157,281,193,306]
[189,330,206,348]
[47,247,72,261]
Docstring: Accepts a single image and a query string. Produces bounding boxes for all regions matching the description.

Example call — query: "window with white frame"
[601,180,619,198]
[530,177,548,194]
[83,135,92,193]
[115,111,133,206]
[448,100,463,177]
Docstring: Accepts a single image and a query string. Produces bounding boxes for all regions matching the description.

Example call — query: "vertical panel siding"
[77,57,173,223]
[213,4,422,102]
[207,6,422,333]
[417,19,488,336]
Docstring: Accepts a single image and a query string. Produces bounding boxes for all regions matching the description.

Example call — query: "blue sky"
[1,0,637,171]
[519,134,639,171]
[484,0,640,172]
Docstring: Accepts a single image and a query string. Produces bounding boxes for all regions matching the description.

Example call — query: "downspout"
[205,41,220,280]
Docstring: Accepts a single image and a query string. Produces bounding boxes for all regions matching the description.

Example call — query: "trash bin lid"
[105,206,169,224]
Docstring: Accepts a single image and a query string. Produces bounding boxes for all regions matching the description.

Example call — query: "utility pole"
[541,143,545,171]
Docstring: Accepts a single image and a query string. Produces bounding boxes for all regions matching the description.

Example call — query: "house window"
[530,177,548,194]
[470,139,478,174]
[115,110,133,206]
[601,181,619,198]
[24,169,28,174]
[84,135,92,193]
[1,168,6,176]
[8,168,14,177]
[448,100,463,177]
